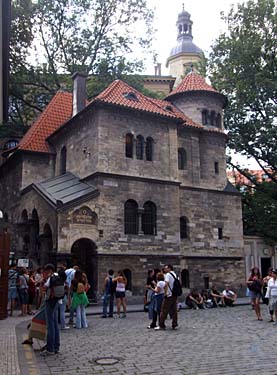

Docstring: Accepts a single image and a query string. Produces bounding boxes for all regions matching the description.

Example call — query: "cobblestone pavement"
[0,315,29,375]
[15,304,277,375]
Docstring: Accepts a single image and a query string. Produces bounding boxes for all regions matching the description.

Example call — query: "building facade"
[0,70,247,297]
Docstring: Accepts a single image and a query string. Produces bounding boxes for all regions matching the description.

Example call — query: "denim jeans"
[102,293,114,317]
[75,304,88,329]
[45,300,60,353]
[59,296,67,329]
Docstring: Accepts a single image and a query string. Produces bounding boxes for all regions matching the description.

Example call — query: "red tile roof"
[94,80,178,120]
[166,71,217,99]
[12,78,224,155]
[17,92,72,153]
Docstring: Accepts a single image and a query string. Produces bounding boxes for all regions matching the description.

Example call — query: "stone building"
[0,69,246,297]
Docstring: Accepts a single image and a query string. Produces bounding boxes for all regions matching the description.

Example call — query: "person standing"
[41,264,61,356]
[263,268,274,322]
[247,267,263,321]
[65,265,79,325]
[147,272,165,329]
[268,269,277,325]
[102,269,115,318]
[71,270,89,329]
[113,270,127,318]
[155,265,178,330]
[8,264,18,316]
[18,268,29,316]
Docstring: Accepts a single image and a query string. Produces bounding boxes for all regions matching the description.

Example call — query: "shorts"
[249,290,262,300]
[8,288,17,301]
[115,291,125,299]
[18,289,29,305]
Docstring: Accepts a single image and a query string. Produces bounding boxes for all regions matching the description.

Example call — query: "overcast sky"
[145,0,245,75]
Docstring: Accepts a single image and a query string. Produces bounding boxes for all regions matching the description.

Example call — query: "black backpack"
[169,272,182,297]
[49,275,65,299]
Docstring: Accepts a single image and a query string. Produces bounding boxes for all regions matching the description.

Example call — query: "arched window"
[210,111,216,126]
[145,137,154,161]
[60,146,67,174]
[21,209,28,223]
[124,200,138,234]
[216,113,221,128]
[125,133,134,158]
[142,201,157,235]
[3,212,8,222]
[201,109,208,125]
[183,24,188,33]
[178,148,187,170]
[180,216,188,239]
[181,269,190,288]
[136,135,144,160]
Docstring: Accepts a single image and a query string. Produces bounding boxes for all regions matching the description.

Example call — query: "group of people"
[247,266,277,323]
[185,286,237,310]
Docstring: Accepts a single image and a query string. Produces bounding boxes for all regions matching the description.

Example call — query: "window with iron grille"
[124,200,138,234]
[142,201,157,235]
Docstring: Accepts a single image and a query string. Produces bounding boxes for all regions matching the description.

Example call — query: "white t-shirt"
[165,271,176,297]
[222,290,235,298]
[268,278,277,297]
[155,280,166,295]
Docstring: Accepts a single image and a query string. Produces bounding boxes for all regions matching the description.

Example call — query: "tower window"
[136,135,144,160]
[210,111,216,126]
[178,148,187,170]
[214,162,219,174]
[201,110,208,125]
[125,133,134,158]
[146,137,154,161]
[216,113,222,128]
[218,228,223,240]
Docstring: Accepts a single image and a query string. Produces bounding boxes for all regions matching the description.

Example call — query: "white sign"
[17,259,29,268]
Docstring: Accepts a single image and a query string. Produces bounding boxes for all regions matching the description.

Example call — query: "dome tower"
[166,4,203,87]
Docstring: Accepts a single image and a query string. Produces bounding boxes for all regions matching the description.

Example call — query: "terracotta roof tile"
[94,80,178,120]
[17,92,72,153]
[166,71,217,99]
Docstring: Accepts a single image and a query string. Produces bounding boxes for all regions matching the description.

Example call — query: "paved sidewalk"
[0,297,251,375]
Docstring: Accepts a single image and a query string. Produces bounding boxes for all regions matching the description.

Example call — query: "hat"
[272,269,277,274]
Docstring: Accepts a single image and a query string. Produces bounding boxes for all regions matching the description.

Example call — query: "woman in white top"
[268,269,277,325]
[113,270,127,318]
[147,272,166,329]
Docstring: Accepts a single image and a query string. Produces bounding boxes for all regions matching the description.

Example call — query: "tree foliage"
[9,0,155,125]
[242,182,277,244]
[208,0,277,185]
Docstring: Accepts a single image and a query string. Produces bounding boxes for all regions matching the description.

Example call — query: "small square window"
[218,228,223,239]
[214,162,219,174]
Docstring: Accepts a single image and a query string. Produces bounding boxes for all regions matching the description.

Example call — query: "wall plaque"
[73,206,97,225]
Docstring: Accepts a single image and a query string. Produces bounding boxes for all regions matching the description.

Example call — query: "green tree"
[208,0,277,186]
[242,182,277,244]
[9,0,155,125]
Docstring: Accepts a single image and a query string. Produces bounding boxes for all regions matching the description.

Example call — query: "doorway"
[261,257,271,278]
[71,238,98,301]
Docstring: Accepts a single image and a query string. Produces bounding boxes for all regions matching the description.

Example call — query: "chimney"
[72,72,87,117]
[154,63,162,76]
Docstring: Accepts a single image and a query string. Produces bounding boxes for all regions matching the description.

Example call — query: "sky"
[145,0,245,75]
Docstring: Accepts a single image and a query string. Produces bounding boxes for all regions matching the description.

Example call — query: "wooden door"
[0,232,10,320]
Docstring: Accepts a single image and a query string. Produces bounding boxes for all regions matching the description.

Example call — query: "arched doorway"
[39,224,53,265]
[71,238,98,301]
[123,269,132,291]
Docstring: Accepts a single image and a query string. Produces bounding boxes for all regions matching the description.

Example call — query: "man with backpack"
[155,265,181,330]
[8,264,18,316]
[41,264,65,356]
[102,269,115,318]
